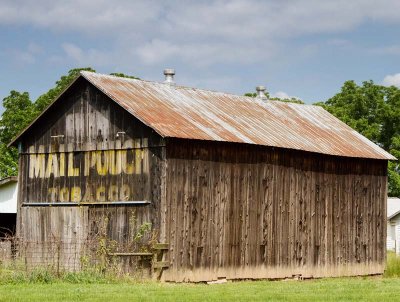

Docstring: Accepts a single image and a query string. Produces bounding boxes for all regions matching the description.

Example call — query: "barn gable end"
[16,77,166,273]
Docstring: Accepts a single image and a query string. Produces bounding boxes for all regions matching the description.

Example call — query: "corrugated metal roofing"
[80,71,394,160]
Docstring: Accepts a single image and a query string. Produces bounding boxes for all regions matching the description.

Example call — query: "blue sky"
[1,0,400,112]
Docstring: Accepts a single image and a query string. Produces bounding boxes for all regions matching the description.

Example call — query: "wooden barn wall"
[17,79,165,272]
[163,139,388,282]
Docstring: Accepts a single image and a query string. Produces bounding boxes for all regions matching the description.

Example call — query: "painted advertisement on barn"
[22,139,150,203]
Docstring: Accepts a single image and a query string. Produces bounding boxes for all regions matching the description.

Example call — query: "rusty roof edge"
[245,99,396,160]
[7,73,83,148]
[315,106,396,161]
[80,71,167,139]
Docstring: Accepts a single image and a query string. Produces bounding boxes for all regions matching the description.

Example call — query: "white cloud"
[271,91,300,100]
[5,42,44,66]
[0,0,161,34]
[1,0,400,69]
[61,43,113,67]
[62,43,84,62]
[383,73,400,87]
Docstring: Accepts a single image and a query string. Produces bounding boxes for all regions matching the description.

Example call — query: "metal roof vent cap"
[164,68,175,85]
[256,85,267,100]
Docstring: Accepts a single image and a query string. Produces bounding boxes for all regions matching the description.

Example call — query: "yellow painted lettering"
[29,146,45,178]
[59,153,65,177]
[121,150,134,174]
[108,185,119,201]
[67,153,80,176]
[135,149,142,174]
[96,151,108,176]
[59,187,69,202]
[96,186,106,202]
[108,150,122,175]
[82,186,93,202]
[71,187,82,202]
[45,153,59,178]
[83,152,90,176]
[48,187,58,202]
[119,184,131,201]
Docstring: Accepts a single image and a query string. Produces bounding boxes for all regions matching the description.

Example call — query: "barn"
[10,70,395,282]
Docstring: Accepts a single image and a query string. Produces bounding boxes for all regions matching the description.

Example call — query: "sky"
[1,0,400,112]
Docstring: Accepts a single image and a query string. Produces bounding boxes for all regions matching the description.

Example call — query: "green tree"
[34,68,140,114]
[34,67,96,114]
[317,81,387,143]
[245,91,304,104]
[109,72,139,80]
[0,91,35,177]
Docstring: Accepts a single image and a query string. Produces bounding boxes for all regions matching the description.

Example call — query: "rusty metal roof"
[80,71,395,160]
[9,71,395,160]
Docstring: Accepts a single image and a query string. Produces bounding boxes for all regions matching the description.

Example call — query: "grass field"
[1,277,400,301]
[1,253,399,301]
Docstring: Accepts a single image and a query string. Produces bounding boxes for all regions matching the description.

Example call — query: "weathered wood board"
[163,139,388,282]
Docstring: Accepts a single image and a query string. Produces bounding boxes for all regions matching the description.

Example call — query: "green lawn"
[2,253,400,301]
[1,277,400,302]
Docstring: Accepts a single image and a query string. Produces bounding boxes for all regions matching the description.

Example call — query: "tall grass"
[384,251,400,277]
[0,262,131,284]
[2,251,400,284]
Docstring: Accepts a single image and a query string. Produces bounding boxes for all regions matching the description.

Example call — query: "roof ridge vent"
[256,86,267,101]
[164,68,175,85]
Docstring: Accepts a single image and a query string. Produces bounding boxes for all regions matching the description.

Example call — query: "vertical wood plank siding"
[163,139,388,282]
[17,80,164,272]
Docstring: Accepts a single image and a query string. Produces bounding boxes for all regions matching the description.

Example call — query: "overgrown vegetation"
[1,251,400,284]
[1,250,400,301]
[244,91,305,104]
[384,251,400,277]
[0,264,124,285]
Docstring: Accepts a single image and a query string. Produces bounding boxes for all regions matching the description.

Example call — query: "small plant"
[385,251,400,277]
[28,268,55,283]
[134,223,152,242]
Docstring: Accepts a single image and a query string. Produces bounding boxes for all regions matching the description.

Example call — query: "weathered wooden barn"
[10,70,395,282]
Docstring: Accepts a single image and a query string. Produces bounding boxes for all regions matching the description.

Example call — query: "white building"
[0,176,17,237]
[387,197,400,254]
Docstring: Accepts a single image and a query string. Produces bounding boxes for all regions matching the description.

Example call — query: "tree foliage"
[0,67,139,178]
[109,72,140,80]
[34,67,96,114]
[0,90,35,177]
[244,91,304,104]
